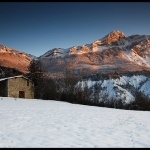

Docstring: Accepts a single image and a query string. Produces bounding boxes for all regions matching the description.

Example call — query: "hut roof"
[0,75,33,83]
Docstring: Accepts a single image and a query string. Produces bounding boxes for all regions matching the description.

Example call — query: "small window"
[27,81,29,86]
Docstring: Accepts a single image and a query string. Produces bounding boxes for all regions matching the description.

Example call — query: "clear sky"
[0,2,150,57]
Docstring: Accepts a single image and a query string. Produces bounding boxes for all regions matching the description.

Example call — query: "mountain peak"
[100,30,125,44]
[110,30,125,35]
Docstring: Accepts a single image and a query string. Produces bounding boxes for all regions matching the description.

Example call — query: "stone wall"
[8,77,34,99]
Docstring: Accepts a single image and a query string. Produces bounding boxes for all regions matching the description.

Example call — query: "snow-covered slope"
[140,79,150,98]
[0,97,150,147]
[78,75,150,104]
[39,30,150,77]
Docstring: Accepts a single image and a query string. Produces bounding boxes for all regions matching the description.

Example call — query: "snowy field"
[0,97,150,148]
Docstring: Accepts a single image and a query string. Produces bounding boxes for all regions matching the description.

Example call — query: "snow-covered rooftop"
[0,75,33,83]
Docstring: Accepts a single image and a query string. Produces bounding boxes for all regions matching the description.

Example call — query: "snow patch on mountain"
[139,79,150,98]
[78,75,149,104]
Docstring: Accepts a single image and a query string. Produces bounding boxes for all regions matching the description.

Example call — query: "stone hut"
[0,75,34,99]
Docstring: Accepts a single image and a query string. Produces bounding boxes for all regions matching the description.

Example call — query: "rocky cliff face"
[98,30,125,45]
[0,44,34,73]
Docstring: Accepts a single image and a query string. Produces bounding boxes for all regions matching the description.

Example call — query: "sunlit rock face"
[38,30,150,78]
[132,39,150,58]
[69,47,77,55]
[100,30,125,45]
[0,44,34,73]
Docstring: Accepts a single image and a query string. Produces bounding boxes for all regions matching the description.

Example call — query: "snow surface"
[0,97,150,148]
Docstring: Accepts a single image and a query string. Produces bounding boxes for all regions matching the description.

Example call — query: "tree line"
[25,59,150,111]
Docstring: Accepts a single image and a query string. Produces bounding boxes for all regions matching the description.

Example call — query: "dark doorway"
[19,91,25,98]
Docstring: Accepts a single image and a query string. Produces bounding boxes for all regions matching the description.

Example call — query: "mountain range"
[39,30,150,78]
[0,30,150,77]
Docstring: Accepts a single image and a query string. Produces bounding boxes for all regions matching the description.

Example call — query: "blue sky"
[0,2,150,57]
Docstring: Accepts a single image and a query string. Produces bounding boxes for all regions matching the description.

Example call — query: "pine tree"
[27,59,44,99]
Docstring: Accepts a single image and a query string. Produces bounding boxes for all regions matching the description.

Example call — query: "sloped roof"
[0,75,33,83]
